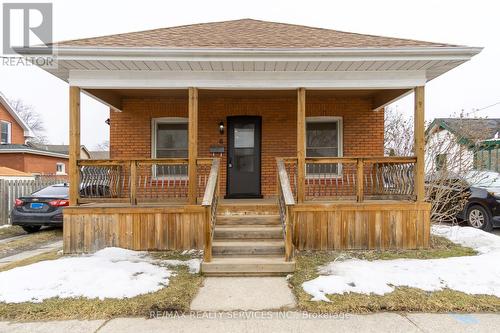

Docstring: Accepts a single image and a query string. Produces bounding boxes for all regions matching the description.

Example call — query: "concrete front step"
[214,226,282,239]
[202,257,295,276]
[217,215,281,225]
[212,240,285,256]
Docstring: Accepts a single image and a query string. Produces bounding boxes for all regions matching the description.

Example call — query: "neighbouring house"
[31,143,92,160]
[0,142,90,177]
[0,144,70,176]
[89,150,109,159]
[1,92,71,176]
[0,91,33,144]
[23,19,481,275]
[426,118,500,173]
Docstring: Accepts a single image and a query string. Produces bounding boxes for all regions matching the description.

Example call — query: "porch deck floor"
[77,198,413,208]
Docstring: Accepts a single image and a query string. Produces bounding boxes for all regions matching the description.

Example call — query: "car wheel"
[466,205,492,231]
[21,225,42,233]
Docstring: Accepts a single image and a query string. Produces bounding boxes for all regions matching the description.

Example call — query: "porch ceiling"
[83,88,411,112]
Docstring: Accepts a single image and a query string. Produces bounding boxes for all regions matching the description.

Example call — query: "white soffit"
[34,46,481,89]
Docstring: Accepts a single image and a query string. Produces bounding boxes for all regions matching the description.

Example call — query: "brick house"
[0,92,91,176]
[25,19,481,275]
[0,92,67,176]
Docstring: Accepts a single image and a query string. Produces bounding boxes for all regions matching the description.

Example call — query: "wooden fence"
[0,177,68,226]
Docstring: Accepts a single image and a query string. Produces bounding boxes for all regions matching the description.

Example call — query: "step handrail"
[202,158,220,262]
[276,158,295,261]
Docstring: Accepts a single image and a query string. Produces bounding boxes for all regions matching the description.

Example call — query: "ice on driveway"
[302,225,500,301]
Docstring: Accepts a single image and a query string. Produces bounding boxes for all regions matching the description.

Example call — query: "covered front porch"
[63,86,430,261]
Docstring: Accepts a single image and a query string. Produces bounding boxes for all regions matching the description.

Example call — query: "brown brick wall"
[110,93,384,197]
[0,153,68,175]
[0,103,25,144]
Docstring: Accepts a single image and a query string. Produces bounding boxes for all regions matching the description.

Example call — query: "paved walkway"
[190,277,296,311]
[0,240,62,268]
[1,312,499,332]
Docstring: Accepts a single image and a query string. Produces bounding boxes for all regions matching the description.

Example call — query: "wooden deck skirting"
[63,200,430,253]
[63,205,206,253]
[292,201,431,250]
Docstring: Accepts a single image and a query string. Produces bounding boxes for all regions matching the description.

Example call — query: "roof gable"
[56,19,456,49]
[0,91,33,138]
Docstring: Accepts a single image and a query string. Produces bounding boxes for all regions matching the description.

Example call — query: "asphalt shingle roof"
[434,118,500,141]
[55,19,456,49]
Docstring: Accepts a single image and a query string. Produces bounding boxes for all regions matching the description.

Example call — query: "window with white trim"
[1,121,11,144]
[152,118,188,177]
[306,117,343,175]
[56,162,66,175]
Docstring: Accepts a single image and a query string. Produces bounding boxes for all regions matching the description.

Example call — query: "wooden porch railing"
[280,156,417,202]
[276,158,295,261]
[77,158,214,204]
[202,158,220,262]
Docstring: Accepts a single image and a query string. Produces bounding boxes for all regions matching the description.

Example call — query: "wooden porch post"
[297,88,306,203]
[188,87,198,204]
[69,86,81,206]
[414,86,425,202]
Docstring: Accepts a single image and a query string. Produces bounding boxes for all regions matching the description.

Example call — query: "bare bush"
[8,98,48,144]
[385,107,484,224]
[94,140,110,151]
[384,106,414,156]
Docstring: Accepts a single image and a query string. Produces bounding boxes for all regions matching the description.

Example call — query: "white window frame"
[56,162,66,175]
[0,121,12,144]
[305,116,343,178]
[151,117,189,179]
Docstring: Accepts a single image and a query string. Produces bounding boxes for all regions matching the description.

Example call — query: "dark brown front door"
[226,116,262,198]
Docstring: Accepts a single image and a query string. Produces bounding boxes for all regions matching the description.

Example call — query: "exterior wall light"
[219,121,224,134]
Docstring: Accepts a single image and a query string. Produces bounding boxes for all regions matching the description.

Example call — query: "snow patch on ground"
[431,224,500,254]
[302,225,500,302]
[0,247,197,303]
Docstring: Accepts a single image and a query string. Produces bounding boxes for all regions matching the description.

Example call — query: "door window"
[234,124,255,148]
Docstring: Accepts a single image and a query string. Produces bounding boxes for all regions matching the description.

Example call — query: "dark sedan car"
[10,183,69,233]
[459,171,500,231]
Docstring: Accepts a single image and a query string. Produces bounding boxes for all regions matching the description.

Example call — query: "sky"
[0,0,499,149]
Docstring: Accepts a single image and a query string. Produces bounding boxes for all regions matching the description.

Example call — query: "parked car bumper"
[10,209,63,227]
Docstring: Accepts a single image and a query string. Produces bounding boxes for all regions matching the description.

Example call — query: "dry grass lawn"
[290,235,500,313]
[0,250,202,321]
[0,228,62,259]
[0,226,26,240]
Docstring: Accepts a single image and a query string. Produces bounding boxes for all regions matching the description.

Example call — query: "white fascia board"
[23,46,482,63]
[0,149,69,158]
[68,70,427,89]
